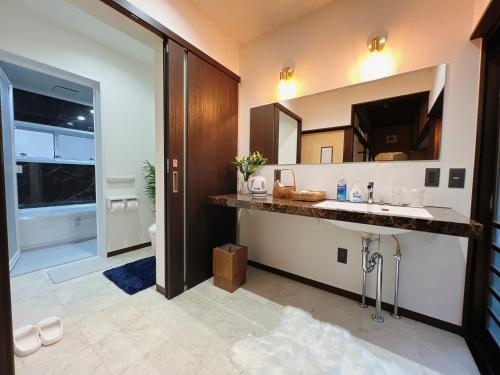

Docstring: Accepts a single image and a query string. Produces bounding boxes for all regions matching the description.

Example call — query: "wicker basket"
[290,191,326,202]
[272,169,296,199]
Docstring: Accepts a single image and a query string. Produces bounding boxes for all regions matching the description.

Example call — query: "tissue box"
[213,243,247,292]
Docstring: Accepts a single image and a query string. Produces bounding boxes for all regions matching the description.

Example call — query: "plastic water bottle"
[337,176,347,201]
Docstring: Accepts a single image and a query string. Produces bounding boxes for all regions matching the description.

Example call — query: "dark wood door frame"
[471,0,500,41]
[0,84,15,375]
[463,6,500,373]
[165,39,186,299]
[301,125,352,135]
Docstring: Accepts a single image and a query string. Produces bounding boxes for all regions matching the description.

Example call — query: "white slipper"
[13,325,41,357]
[38,317,63,346]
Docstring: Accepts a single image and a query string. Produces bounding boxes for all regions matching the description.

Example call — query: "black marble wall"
[17,162,96,208]
[14,89,94,132]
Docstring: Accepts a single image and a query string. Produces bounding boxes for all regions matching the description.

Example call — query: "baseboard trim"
[155,284,166,296]
[248,260,463,336]
[107,242,151,257]
[9,251,20,272]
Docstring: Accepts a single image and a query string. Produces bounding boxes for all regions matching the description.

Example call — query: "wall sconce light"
[367,36,386,53]
[360,33,393,81]
[278,66,296,100]
[280,66,294,81]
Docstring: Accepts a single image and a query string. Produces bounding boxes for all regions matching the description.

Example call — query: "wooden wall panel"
[343,127,354,162]
[187,52,238,288]
[250,104,277,163]
[165,40,185,298]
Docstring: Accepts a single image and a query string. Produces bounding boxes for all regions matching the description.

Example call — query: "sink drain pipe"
[360,236,372,308]
[360,234,384,322]
[391,235,401,319]
[360,234,402,323]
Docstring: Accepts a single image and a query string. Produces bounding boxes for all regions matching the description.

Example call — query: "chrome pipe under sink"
[360,234,384,322]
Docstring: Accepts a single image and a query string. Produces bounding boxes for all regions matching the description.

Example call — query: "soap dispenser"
[337,176,347,201]
[350,179,363,202]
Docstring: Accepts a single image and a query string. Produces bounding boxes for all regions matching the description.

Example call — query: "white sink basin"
[313,200,433,235]
[313,200,433,219]
[325,220,410,235]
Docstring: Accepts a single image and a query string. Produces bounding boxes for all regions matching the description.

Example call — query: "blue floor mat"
[103,256,155,295]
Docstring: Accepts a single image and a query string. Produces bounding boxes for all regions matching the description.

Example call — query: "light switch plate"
[425,168,440,187]
[448,168,466,188]
[337,248,347,264]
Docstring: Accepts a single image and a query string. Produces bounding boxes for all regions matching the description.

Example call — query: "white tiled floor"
[10,247,479,374]
[11,238,97,276]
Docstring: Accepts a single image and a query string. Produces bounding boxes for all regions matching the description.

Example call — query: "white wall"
[472,0,491,31]
[429,64,446,110]
[278,112,298,164]
[282,67,434,131]
[127,0,239,74]
[239,0,481,325]
[0,0,159,255]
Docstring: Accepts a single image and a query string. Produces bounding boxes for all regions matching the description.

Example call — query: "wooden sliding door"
[165,40,186,298]
[186,52,238,288]
[165,43,238,295]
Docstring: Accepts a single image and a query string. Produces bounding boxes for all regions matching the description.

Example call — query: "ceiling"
[190,0,335,44]
[0,61,94,105]
[11,0,157,66]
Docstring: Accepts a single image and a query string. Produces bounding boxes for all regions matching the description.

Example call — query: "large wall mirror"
[250,64,446,165]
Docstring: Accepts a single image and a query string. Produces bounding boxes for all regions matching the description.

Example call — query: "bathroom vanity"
[207,63,483,327]
[208,194,482,323]
[208,194,482,238]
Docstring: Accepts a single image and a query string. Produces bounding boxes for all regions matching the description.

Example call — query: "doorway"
[0,59,103,277]
[0,0,161,371]
[464,30,500,374]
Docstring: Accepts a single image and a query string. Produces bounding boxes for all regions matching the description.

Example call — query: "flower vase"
[240,180,250,195]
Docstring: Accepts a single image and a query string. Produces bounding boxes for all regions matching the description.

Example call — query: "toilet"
[148,223,156,255]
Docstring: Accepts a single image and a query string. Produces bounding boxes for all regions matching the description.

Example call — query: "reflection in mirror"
[250,103,302,164]
[250,64,446,165]
[278,110,300,164]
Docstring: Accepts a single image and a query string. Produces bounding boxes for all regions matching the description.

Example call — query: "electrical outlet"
[448,168,466,188]
[337,248,347,264]
[425,168,440,187]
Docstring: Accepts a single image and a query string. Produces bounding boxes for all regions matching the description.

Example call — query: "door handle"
[172,171,178,193]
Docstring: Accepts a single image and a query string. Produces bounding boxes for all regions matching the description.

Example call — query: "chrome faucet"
[367,182,374,204]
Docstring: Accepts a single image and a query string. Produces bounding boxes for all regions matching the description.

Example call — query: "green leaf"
[232,151,267,180]
[142,160,156,205]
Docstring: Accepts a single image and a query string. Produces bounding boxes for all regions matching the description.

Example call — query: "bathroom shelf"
[16,157,95,166]
[207,194,483,238]
[15,120,94,138]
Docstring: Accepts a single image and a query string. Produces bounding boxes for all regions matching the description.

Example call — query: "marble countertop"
[207,194,482,238]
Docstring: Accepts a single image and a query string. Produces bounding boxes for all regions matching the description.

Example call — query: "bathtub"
[18,203,97,250]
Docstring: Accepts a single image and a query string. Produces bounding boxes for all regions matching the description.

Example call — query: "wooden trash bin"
[213,243,248,292]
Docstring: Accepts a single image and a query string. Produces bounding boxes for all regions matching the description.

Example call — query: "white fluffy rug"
[232,306,406,375]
